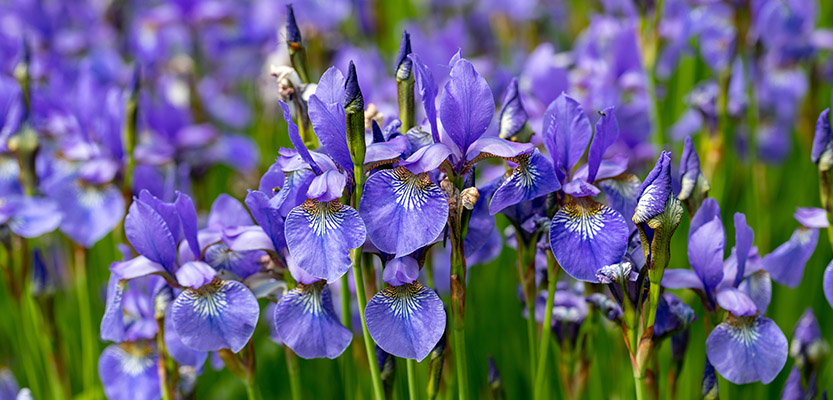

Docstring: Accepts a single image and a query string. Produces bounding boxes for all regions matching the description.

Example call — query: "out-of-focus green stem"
[516,239,537,383]
[155,317,175,400]
[74,244,97,393]
[284,347,302,400]
[340,274,352,329]
[533,251,558,400]
[406,358,418,400]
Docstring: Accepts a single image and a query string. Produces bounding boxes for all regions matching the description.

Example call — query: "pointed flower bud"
[344,61,366,167]
[678,136,710,215]
[497,78,532,142]
[395,30,413,81]
[634,151,683,279]
[285,5,310,83]
[396,31,415,132]
[813,109,833,212]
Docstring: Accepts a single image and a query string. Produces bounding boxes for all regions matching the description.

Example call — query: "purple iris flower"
[110,190,260,353]
[662,198,787,384]
[826,260,833,310]
[272,254,352,359]
[365,256,446,361]
[277,97,368,282]
[533,94,629,282]
[98,343,160,400]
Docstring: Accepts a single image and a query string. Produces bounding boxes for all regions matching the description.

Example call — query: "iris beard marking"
[302,199,346,236]
[381,281,430,320]
[391,167,436,211]
[555,199,606,240]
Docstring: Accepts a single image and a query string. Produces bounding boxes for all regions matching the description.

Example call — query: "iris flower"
[663,198,788,384]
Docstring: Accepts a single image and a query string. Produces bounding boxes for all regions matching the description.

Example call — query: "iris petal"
[360,168,447,257]
[763,227,818,288]
[164,308,208,367]
[715,287,757,316]
[273,281,352,359]
[171,280,259,353]
[489,150,560,215]
[706,316,788,384]
[549,198,629,282]
[597,173,641,226]
[365,282,446,361]
[661,269,705,291]
[738,271,772,315]
[98,343,160,400]
[285,200,366,281]
[440,58,494,154]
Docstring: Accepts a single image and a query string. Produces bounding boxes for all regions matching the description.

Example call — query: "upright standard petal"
[738,271,772,315]
[171,280,259,353]
[98,343,160,400]
[279,100,322,175]
[245,190,286,250]
[175,192,201,260]
[763,227,818,288]
[688,217,725,295]
[706,316,788,384]
[365,282,446,361]
[308,94,352,170]
[598,173,641,225]
[125,199,177,270]
[439,58,494,154]
[550,197,629,282]
[489,150,560,215]
[409,53,439,143]
[545,93,592,180]
[360,168,447,257]
[586,107,619,183]
[285,200,366,281]
[273,281,352,359]
[732,213,754,287]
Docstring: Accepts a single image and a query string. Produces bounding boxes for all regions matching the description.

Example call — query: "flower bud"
[812,109,833,212]
[285,5,310,83]
[344,61,366,167]
[678,136,710,215]
[497,78,532,143]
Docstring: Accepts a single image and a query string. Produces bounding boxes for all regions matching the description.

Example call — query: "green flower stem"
[351,164,386,400]
[397,75,415,133]
[284,347,303,400]
[340,274,352,329]
[155,317,176,400]
[516,236,538,382]
[533,251,558,400]
[449,226,469,400]
[73,244,97,393]
[406,358,418,400]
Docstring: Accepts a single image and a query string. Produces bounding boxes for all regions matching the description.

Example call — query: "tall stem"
[284,347,302,400]
[517,240,537,382]
[155,317,175,400]
[74,245,97,393]
[406,358,418,400]
[533,252,558,400]
[449,228,469,400]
